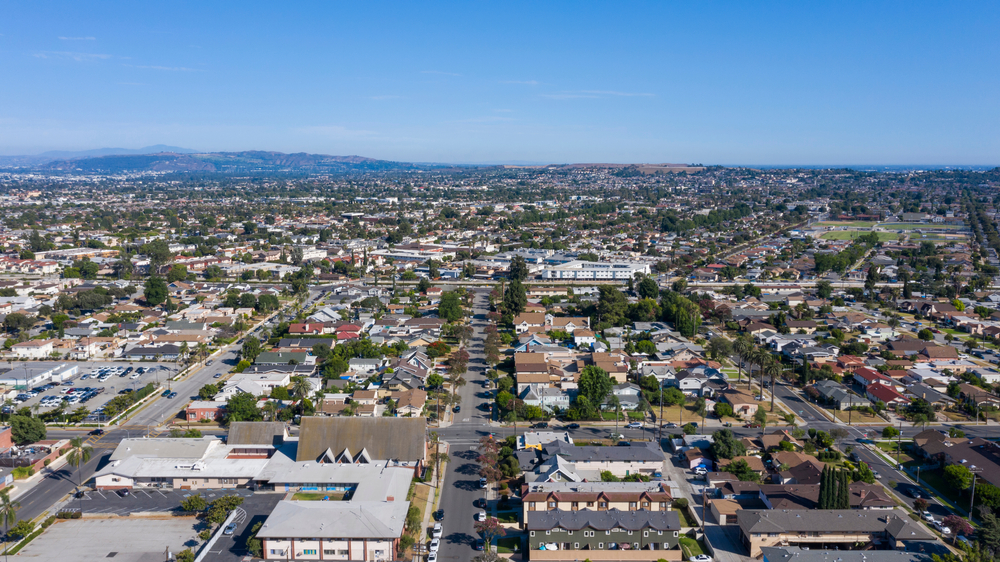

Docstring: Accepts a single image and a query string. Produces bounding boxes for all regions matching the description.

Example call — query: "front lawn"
[674,507,694,527]
[679,536,706,558]
[875,441,914,464]
[497,511,519,524]
[497,537,521,553]
[832,409,883,424]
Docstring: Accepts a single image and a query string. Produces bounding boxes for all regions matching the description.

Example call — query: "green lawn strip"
[674,508,693,527]
[917,468,967,514]
[496,511,519,524]
[496,536,521,553]
[678,536,705,558]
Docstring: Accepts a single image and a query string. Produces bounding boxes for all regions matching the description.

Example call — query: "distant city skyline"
[1,1,998,165]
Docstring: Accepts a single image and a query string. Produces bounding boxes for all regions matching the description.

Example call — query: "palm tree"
[261,401,277,421]
[66,437,92,514]
[0,491,18,562]
[733,335,751,387]
[291,376,312,402]
[763,359,782,412]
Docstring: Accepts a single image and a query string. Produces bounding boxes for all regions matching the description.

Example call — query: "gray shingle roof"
[737,509,933,540]
[296,416,426,462]
[227,421,287,446]
[526,508,680,532]
[544,440,664,463]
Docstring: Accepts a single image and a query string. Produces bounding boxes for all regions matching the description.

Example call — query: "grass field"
[875,441,914,464]
[832,408,883,424]
[815,221,877,227]
[497,537,522,554]
[881,223,964,230]
[821,231,900,241]
[679,536,707,558]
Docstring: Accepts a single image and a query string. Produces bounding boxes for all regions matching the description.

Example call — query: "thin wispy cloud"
[454,116,515,123]
[34,51,112,61]
[421,70,461,77]
[125,64,204,72]
[541,90,654,100]
[501,80,539,85]
[580,90,654,97]
[58,36,96,41]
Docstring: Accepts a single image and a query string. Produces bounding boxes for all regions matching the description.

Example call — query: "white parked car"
[690,556,713,562]
[475,510,487,522]
[429,538,440,552]
[432,523,442,539]
[428,553,438,562]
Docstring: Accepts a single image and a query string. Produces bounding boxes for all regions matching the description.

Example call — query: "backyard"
[679,536,708,558]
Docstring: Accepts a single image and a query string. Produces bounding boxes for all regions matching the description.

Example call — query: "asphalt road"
[435,289,494,562]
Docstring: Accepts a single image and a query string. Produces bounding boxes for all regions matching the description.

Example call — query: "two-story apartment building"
[737,509,935,557]
[526,509,682,561]
[521,481,674,527]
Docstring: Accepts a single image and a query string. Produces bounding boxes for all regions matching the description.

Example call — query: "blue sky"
[1,1,998,165]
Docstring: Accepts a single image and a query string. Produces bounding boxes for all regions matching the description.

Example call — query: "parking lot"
[17,516,204,562]
[65,489,283,562]
[6,361,180,420]
[73,487,256,515]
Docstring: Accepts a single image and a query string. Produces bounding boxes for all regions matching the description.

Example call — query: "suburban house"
[521,481,674,527]
[719,388,759,418]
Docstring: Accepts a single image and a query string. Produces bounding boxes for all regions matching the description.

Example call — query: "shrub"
[8,519,35,540]
[43,459,51,467]
[673,498,689,509]
[499,482,508,490]
[41,516,55,529]
[56,511,81,519]
[199,530,212,541]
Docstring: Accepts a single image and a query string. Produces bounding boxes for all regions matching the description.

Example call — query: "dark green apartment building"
[526,509,682,559]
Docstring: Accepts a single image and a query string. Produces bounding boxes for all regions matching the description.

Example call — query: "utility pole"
[896,420,902,467]
[970,467,983,524]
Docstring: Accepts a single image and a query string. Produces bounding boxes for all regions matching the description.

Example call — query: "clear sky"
[1,1,998,165]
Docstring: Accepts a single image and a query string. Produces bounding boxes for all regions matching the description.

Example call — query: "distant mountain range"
[0,149,429,173]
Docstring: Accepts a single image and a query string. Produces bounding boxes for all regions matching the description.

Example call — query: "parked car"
[625,422,643,429]
[89,429,105,436]
[116,488,130,497]
[433,509,445,522]
[453,405,461,413]
[224,523,237,535]
[479,477,488,488]
[475,511,487,522]
[429,538,440,552]
[474,539,484,551]
[432,523,443,539]
[690,556,713,562]
[566,423,580,429]
[428,553,438,562]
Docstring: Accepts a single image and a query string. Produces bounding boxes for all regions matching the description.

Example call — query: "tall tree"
[0,491,18,562]
[66,437,93,514]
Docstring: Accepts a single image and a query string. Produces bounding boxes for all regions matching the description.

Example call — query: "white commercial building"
[541,260,650,280]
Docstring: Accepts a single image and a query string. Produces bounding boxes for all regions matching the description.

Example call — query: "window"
[633,543,639,550]
[659,502,666,509]
[549,501,556,508]
[587,502,594,507]
[324,551,335,556]
[567,531,573,536]
[598,543,604,549]
[574,543,579,549]
[599,502,607,508]
[529,502,536,509]
[530,531,535,537]
[627,530,633,536]
[572,502,579,509]
[643,531,648,537]
[606,530,611,535]
[658,531,663,536]
[642,502,649,508]
[674,531,679,537]
[303,549,317,555]
[664,543,671,549]
[630,502,637,509]
[545,530,550,536]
